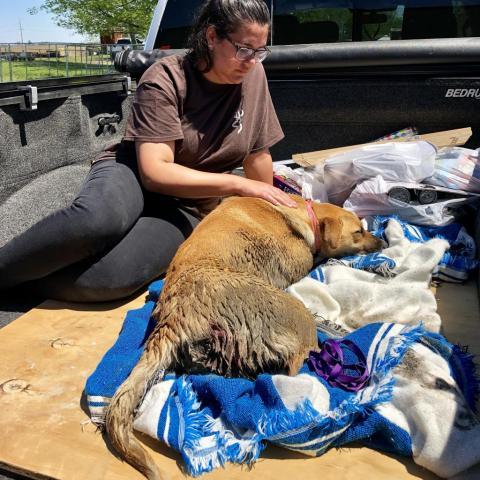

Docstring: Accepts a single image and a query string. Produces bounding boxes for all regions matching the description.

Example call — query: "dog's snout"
[363,233,384,253]
[373,236,384,251]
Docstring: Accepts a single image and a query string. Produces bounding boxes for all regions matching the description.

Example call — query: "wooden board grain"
[292,127,472,167]
[1,281,477,480]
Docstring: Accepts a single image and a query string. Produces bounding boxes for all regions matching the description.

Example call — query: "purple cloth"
[308,339,370,392]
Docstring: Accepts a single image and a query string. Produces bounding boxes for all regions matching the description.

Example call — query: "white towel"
[287,219,449,332]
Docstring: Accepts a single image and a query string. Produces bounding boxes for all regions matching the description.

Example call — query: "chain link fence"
[0,43,143,83]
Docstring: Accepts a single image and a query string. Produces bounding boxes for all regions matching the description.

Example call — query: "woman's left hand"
[234,176,298,207]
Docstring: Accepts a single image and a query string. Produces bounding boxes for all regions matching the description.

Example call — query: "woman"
[0,0,295,302]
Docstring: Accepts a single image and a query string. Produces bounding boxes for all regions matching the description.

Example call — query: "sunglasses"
[224,35,270,63]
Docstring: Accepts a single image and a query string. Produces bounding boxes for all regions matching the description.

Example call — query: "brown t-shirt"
[99,54,284,217]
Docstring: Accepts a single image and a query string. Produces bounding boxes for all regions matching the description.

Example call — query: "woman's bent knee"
[61,161,145,251]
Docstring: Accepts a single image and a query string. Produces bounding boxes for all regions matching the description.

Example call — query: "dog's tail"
[105,341,174,480]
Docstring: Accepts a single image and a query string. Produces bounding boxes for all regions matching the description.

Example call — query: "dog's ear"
[320,217,343,250]
[273,204,315,249]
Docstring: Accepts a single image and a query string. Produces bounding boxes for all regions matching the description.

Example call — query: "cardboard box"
[292,127,473,168]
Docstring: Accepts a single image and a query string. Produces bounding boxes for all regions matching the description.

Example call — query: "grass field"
[0,54,115,83]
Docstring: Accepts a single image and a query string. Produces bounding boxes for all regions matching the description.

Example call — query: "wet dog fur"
[105,195,383,479]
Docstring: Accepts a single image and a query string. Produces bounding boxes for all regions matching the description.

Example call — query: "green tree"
[29,0,157,41]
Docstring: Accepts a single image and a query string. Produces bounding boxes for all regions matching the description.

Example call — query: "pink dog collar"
[306,200,321,253]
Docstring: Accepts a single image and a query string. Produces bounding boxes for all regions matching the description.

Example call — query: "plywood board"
[437,278,480,362]
[1,283,478,480]
[292,127,472,167]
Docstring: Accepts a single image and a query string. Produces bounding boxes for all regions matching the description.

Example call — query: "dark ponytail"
[186,0,270,72]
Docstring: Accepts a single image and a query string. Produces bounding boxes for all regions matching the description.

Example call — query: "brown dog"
[105,195,382,479]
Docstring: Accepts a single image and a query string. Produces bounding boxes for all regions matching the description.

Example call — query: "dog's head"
[276,198,383,259]
[315,207,383,258]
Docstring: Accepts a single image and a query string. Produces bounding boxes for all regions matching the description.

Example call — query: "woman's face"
[205,22,269,84]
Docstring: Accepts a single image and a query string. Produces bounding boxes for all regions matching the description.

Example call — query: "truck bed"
[0,280,478,480]
[1,29,480,480]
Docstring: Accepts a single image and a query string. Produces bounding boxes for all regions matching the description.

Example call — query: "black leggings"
[0,159,199,302]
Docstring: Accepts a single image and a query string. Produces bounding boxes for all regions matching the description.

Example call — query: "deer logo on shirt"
[232,108,244,134]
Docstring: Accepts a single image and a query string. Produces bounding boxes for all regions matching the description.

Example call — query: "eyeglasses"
[224,35,270,63]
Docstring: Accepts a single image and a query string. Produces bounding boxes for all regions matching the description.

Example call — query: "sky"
[0,0,91,43]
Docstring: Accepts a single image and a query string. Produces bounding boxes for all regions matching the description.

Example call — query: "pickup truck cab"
[147,0,480,48]
[122,0,480,161]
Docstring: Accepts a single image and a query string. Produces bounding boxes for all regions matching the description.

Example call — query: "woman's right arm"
[136,141,297,207]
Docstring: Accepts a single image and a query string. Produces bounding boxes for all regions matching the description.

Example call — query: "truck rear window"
[274,1,480,43]
[155,0,204,50]
[154,0,480,48]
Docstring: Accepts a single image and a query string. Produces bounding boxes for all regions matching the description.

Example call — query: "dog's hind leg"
[268,290,319,376]
[239,284,318,376]
[191,270,318,378]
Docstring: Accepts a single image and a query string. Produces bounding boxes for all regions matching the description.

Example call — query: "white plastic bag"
[426,147,480,193]
[273,164,328,202]
[324,141,437,205]
[344,175,478,226]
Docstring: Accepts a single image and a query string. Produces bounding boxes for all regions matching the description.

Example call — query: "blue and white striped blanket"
[86,217,480,478]
[365,215,477,282]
